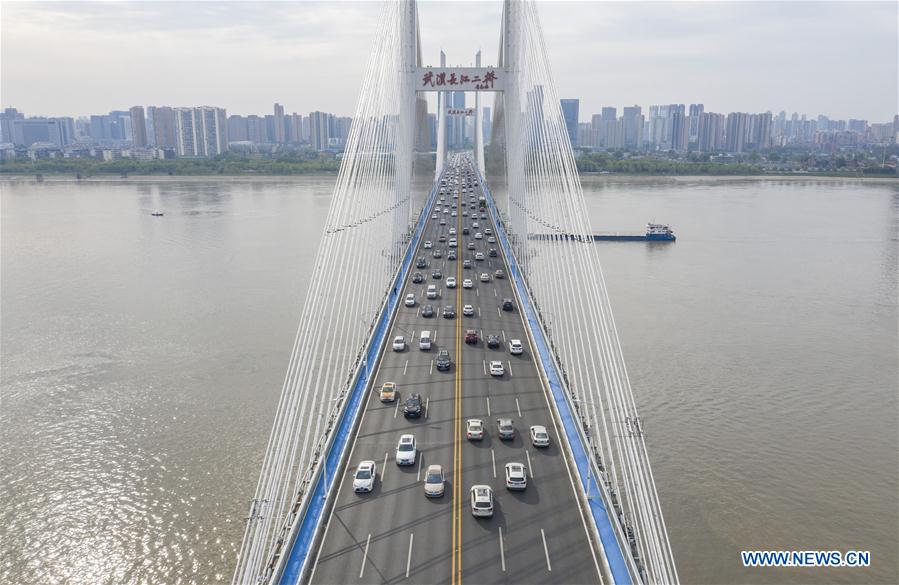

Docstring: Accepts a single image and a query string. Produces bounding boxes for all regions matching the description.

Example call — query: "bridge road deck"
[308,157,603,585]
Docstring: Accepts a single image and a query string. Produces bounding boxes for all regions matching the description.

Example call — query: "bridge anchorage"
[233,2,678,584]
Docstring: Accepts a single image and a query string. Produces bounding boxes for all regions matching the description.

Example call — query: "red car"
[465,329,478,344]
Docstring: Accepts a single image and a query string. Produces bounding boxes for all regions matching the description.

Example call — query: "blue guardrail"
[480,177,633,585]
[277,179,442,585]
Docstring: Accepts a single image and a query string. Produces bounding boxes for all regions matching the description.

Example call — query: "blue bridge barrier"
[479,174,634,585]
[276,177,443,585]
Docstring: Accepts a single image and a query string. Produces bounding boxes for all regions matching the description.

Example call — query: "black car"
[412,272,424,283]
[435,348,452,371]
[432,269,442,280]
[502,298,514,311]
[403,393,423,418]
[416,257,427,269]
[422,304,434,318]
[462,227,470,235]
[486,334,501,349]
[488,249,497,257]
[443,305,456,319]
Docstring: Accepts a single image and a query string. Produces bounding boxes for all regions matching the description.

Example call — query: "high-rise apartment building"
[175,106,228,157]
[310,111,333,151]
[0,108,25,143]
[560,99,579,147]
[725,112,751,153]
[688,103,704,145]
[273,103,285,143]
[147,106,177,148]
[622,105,643,149]
[129,106,148,147]
[698,112,726,152]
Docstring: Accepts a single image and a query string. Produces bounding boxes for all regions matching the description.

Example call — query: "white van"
[426,285,438,299]
[419,330,432,351]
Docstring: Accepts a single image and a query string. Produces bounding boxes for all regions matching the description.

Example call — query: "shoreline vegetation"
[1,154,895,179]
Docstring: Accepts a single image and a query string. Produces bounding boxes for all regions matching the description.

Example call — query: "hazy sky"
[2,1,896,121]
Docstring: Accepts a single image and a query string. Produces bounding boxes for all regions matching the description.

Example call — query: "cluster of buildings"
[561,100,898,154]
[0,104,354,160]
[2,96,896,162]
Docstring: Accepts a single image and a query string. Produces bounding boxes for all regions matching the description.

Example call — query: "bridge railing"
[478,168,643,585]
[261,171,444,585]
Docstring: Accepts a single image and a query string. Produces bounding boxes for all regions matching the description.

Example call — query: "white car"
[424,464,445,497]
[509,339,523,355]
[431,214,437,220]
[463,304,475,316]
[439,219,446,225]
[487,236,496,244]
[424,240,432,249]
[462,279,473,289]
[530,425,551,448]
[449,238,457,248]
[470,485,494,517]
[479,272,490,282]
[474,232,483,240]
[405,293,416,307]
[472,222,480,229]
[446,277,457,289]
[395,434,417,466]
[466,418,485,440]
[451,211,457,217]
[505,462,527,491]
[449,228,457,236]
[489,360,504,376]
[475,252,485,261]
[392,336,406,351]
[353,460,376,493]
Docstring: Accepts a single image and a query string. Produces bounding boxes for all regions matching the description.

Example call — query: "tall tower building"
[273,103,285,143]
[560,99,579,147]
[688,103,704,145]
[148,106,177,148]
[129,106,148,147]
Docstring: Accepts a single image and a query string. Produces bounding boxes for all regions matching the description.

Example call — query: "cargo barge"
[531,222,677,242]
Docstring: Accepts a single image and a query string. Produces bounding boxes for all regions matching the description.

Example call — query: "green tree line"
[0,153,340,176]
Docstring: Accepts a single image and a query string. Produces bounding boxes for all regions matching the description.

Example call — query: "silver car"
[424,464,445,497]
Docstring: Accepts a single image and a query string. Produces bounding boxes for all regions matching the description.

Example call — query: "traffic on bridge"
[308,154,603,585]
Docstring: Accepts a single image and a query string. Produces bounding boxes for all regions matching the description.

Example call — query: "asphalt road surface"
[308,154,603,585]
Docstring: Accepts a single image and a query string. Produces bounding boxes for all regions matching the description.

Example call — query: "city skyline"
[2,1,896,121]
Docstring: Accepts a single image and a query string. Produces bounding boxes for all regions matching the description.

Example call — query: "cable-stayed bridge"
[233,2,677,584]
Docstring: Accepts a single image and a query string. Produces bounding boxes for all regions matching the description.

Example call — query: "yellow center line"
[452,166,465,585]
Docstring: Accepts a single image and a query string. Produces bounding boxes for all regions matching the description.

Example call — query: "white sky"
[1,1,896,121]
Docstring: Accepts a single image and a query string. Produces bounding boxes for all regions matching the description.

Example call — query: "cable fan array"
[488,1,679,583]
[231,2,421,583]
